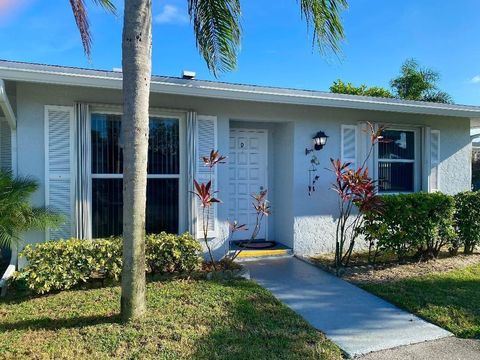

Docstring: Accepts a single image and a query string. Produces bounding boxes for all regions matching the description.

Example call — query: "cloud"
[471,75,480,84]
[154,4,188,25]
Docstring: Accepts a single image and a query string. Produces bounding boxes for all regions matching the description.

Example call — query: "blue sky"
[1,0,479,105]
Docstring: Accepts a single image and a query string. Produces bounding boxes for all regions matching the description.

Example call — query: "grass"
[359,263,480,339]
[0,279,342,360]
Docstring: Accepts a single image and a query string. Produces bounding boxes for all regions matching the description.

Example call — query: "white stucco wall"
[12,82,472,257]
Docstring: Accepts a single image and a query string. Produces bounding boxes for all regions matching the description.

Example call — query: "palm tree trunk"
[121,0,152,322]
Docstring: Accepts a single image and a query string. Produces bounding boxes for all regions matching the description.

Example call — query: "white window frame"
[89,106,187,235]
[374,126,421,194]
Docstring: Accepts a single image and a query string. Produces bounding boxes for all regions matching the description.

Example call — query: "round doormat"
[237,241,277,249]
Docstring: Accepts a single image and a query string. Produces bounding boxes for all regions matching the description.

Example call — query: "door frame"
[229,127,269,241]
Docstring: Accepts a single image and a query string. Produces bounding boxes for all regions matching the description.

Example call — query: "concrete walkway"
[358,337,480,360]
[244,257,451,358]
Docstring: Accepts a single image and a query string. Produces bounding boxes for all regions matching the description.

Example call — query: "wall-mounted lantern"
[305,131,329,155]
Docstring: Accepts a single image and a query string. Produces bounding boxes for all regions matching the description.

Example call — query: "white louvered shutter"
[45,106,74,240]
[429,130,440,192]
[195,115,217,238]
[341,125,358,169]
[0,119,12,172]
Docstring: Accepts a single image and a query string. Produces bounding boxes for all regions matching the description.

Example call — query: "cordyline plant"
[192,150,226,270]
[228,190,271,260]
[330,122,389,272]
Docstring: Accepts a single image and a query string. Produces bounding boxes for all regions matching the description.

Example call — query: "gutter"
[1,64,480,119]
[0,79,17,296]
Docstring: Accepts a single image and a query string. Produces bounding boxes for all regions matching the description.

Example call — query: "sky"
[0,0,479,105]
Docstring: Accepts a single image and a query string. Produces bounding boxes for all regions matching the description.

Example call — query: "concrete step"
[230,248,294,262]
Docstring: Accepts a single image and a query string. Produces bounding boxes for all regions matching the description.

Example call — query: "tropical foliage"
[330,123,386,271]
[13,233,202,294]
[250,190,271,240]
[192,150,226,269]
[390,58,453,103]
[0,171,61,248]
[331,58,453,103]
[68,0,116,58]
[330,79,392,98]
[228,190,271,260]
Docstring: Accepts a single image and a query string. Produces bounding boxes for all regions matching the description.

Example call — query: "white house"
[1,59,480,265]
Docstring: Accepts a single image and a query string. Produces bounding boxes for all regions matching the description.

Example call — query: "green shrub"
[146,232,202,273]
[13,237,122,294]
[361,192,455,261]
[14,232,202,294]
[454,191,480,254]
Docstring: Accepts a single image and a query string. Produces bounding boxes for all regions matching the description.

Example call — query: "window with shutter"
[90,113,181,238]
[195,115,217,238]
[430,130,440,192]
[341,124,357,169]
[45,105,74,240]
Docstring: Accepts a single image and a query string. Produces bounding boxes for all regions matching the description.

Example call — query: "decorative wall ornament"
[305,131,328,195]
[308,154,320,196]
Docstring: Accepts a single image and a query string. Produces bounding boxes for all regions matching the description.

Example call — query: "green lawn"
[0,279,341,360]
[359,263,480,339]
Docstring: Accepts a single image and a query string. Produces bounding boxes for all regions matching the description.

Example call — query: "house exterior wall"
[13,82,472,256]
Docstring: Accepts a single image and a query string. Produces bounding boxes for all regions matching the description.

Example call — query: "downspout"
[0,79,17,296]
[0,79,16,130]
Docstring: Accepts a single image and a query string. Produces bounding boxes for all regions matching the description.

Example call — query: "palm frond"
[0,171,63,248]
[298,0,347,56]
[188,0,242,77]
[422,90,454,104]
[69,0,116,58]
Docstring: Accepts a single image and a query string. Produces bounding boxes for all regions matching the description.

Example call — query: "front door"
[228,128,268,241]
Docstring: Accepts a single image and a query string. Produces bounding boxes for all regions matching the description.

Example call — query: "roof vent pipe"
[182,70,196,79]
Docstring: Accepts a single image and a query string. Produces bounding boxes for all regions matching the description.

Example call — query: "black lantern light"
[305,131,329,155]
[313,131,329,150]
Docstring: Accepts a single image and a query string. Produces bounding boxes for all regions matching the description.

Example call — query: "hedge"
[13,232,202,294]
[361,192,456,261]
[454,191,480,254]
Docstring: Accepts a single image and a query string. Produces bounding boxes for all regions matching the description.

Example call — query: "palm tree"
[0,171,61,248]
[69,0,348,321]
[390,58,453,104]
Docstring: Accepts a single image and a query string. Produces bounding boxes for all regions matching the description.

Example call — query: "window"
[377,129,417,193]
[91,113,180,238]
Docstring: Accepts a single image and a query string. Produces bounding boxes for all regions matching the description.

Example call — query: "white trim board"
[1,60,480,119]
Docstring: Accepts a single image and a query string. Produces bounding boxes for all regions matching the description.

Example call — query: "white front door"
[228,128,268,241]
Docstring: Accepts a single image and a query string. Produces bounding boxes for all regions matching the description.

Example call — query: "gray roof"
[1,59,480,119]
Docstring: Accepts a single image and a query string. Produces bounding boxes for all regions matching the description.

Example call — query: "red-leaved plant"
[227,190,271,260]
[192,150,226,270]
[330,122,389,272]
[250,189,271,241]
